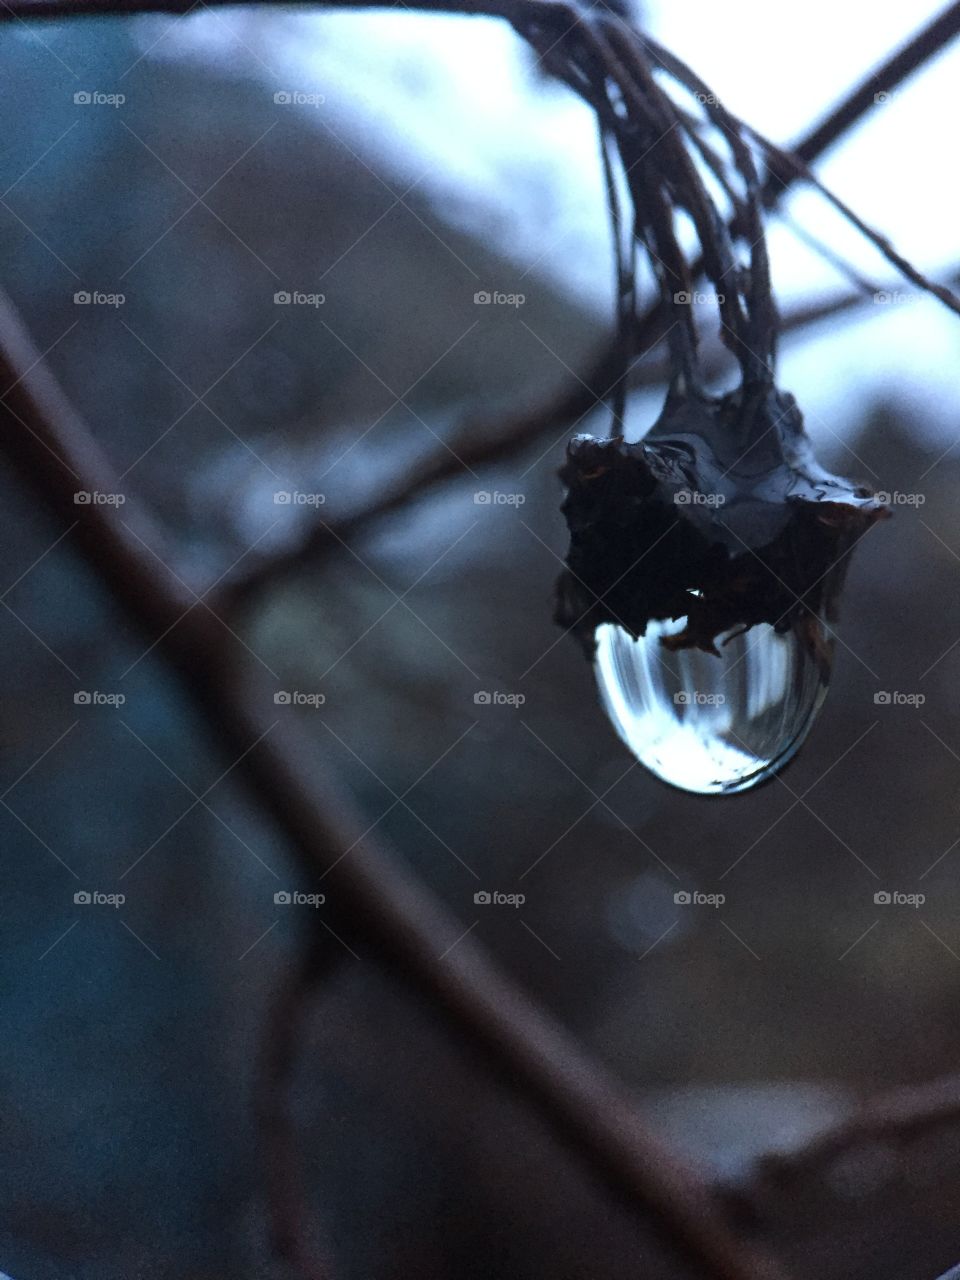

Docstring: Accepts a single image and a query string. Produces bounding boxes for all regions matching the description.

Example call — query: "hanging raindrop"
[594,618,830,795]
[543,21,893,793]
[555,387,887,795]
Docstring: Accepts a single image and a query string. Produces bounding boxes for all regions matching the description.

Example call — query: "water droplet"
[594,617,831,795]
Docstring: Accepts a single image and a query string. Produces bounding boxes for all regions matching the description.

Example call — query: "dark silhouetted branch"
[0,287,791,1280]
[754,1072,960,1188]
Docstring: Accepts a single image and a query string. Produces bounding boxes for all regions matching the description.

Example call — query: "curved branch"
[0,287,791,1280]
[754,1073,960,1187]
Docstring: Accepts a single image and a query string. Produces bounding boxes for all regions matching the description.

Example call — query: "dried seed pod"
[555,386,889,794]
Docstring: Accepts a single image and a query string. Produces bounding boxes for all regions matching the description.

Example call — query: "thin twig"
[221,341,628,608]
[257,938,340,1278]
[776,0,960,176]
[754,1073,960,1187]
[218,260,960,607]
[634,4,960,347]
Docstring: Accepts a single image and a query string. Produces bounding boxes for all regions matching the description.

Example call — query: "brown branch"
[743,124,960,319]
[643,35,960,322]
[257,939,340,1278]
[222,341,628,608]
[0,288,791,1279]
[778,0,960,175]
[754,1072,960,1188]
[632,4,960,349]
[218,261,956,608]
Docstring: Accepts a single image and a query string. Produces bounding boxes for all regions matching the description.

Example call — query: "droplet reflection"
[594,617,831,794]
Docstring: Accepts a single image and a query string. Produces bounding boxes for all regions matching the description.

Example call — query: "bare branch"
[779,1,960,174]
[0,285,792,1280]
[754,1073,960,1187]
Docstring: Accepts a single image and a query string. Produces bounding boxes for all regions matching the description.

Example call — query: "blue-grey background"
[2,8,960,1279]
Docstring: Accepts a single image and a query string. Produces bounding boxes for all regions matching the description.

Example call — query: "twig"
[218,260,959,607]
[0,287,790,1280]
[644,36,960,321]
[775,0,960,175]
[745,124,960,319]
[754,1072,960,1187]
[632,3,960,349]
[221,340,628,608]
[257,938,340,1278]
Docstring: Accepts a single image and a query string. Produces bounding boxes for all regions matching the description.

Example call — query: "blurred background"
[2,3,960,1278]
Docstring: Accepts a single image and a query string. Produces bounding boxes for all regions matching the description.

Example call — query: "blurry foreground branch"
[0,286,790,1280]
